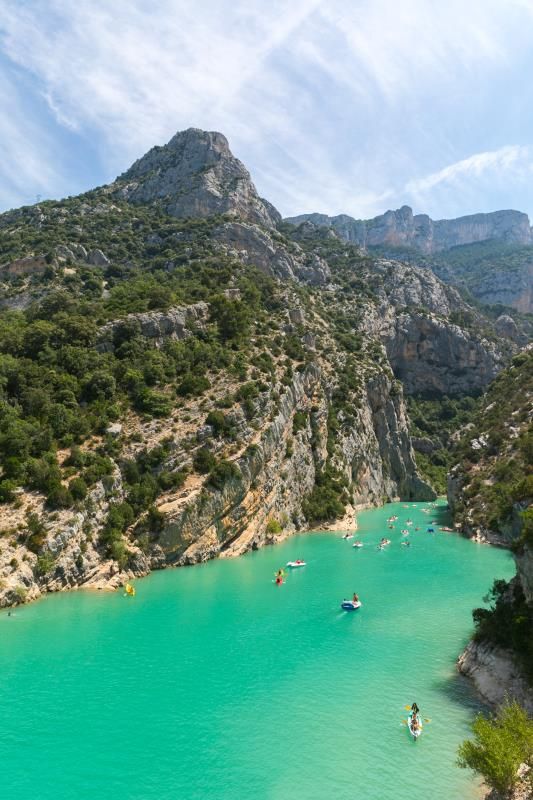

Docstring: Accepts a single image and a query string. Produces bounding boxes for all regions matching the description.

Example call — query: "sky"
[1,0,533,221]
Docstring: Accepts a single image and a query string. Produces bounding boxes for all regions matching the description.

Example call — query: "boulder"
[87,248,110,266]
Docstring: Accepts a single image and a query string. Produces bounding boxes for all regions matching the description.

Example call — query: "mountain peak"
[114,128,280,228]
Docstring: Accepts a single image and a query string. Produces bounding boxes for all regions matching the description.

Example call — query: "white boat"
[286,560,306,568]
[401,529,409,535]
[353,541,364,548]
[341,533,354,540]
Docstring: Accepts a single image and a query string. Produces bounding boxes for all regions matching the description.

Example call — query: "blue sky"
[2,0,533,221]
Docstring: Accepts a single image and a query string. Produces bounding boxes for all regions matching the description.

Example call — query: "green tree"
[210,295,250,342]
[457,701,533,797]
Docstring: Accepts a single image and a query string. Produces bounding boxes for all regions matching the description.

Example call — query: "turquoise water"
[0,501,514,800]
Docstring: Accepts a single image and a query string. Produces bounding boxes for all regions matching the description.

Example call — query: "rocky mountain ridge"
[286,205,533,254]
[286,208,533,315]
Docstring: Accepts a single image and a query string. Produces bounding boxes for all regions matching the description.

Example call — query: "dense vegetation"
[458,701,533,797]
[0,194,311,568]
[407,394,479,493]
[451,348,532,537]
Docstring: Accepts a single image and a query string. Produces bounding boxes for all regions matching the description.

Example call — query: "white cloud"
[406,146,533,194]
[1,0,533,218]
[0,70,67,211]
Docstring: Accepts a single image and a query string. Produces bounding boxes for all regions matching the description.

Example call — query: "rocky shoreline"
[457,639,533,715]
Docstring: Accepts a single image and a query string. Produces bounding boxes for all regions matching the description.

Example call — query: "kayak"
[407,712,423,739]
[353,541,364,548]
[286,560,306,568]
[341,534,354,540]
[341,600,362,611]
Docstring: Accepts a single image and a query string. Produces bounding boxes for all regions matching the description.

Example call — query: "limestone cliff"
[114,128,280,228]
[286,206,533,254]
[0,349,434,607]
[286,207,533,314]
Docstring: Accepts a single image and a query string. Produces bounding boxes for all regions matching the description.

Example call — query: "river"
[0,500,514,799]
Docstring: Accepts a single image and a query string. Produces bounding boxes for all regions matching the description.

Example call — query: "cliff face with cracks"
[286,206,533,254]
[0,360,433,607]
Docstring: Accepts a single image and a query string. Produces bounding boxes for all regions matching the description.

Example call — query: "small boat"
[341,533,354,540]
[439,527,453,533]
[406,520,413,526]
[401,541,411,547]
[124,583,136,597]
[401,529,409,535]
[380,538,391,546]
[341,600,362,611]
[286,560,306,568]
[408,712,423,739]
[427,527,435,533]
[353,541,364,548]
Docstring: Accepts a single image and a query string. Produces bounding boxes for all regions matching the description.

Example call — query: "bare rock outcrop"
[114,128,280,228]
[458,639,533,714]
[383,313,504,396]
[212,221,330,285]
[0,254,48,277]
[96,301,209,352]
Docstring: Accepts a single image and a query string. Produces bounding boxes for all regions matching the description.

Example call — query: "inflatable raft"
[341,600,362,611]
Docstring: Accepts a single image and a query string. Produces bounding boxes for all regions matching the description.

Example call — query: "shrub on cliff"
[472,579,533,683]
[457,701,533,797]
[207,459,240,490]
[302,468,346,523]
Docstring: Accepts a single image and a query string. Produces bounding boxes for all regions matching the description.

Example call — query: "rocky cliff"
[114,128,280,228]
[448,348,533,706]
[458,639,533,714]
[287,208,533,314]
[286,206,533,254]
